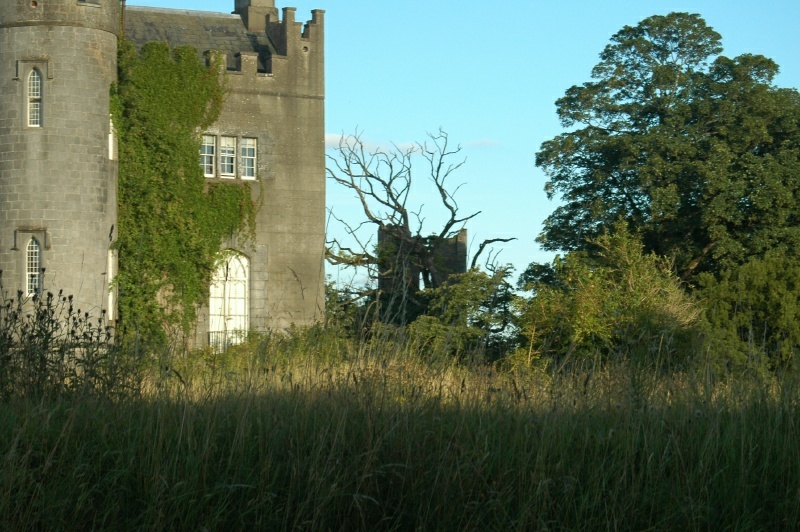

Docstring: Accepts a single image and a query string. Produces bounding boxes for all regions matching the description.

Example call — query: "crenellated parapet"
[232,0,324,56]
[223,8,325,98]
[126,3,324,98]
[265,8,323,54]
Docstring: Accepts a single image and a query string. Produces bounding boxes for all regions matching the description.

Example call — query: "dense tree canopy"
[536,12,800,281]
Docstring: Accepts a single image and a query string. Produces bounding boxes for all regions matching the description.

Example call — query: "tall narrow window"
[26,238,42,296]
[200,134,216,177]
[109,118,117,160]
[209,251,249,349]
[28,69,42,127]
[240,137,257,180]
[107,249,117,321]
[220,136,236,178]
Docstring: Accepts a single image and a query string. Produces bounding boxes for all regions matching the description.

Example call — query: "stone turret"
[0,0,119,315]
[233,0,278,32]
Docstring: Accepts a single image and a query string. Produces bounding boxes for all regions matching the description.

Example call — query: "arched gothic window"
[28,68,42,127]
[209,251,249,348]
[26,238,42,295]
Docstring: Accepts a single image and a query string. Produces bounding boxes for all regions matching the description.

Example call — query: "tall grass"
[0,289,142,400]
[2,324,800,529]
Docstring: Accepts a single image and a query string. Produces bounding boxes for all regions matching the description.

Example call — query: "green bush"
[408,269,514,360]
[700,252,800,372]
[514,223,703,368]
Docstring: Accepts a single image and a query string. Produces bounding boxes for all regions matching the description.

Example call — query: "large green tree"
[536,12,800,281]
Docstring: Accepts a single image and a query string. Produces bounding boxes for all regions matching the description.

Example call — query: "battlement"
[265,8,324,57]
[188,7,324,97]
[235,0,324,38]
[206,50,321,99]
[125,4,323,96]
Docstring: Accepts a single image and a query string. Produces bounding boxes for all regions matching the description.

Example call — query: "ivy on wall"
[111,40,256,343]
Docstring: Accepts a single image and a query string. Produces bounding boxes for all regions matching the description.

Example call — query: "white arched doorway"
[208,251,249,348]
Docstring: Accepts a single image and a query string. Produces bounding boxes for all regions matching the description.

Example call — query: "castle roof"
[123,6,274,71]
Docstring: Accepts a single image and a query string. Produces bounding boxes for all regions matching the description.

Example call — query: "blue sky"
[128,0,800,280]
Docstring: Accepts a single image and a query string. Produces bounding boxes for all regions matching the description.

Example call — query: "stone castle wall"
[190,8,326,337]
[0,0,118,313]
[0,0,326,339]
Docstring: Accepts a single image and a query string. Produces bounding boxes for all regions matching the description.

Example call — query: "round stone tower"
[0,0,119,315]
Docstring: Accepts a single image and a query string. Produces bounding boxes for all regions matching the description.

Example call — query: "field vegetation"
[1,291,799,530]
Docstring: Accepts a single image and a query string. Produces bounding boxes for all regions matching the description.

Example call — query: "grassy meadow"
[2,324,800,530]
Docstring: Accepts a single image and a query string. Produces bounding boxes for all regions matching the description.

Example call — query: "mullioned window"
[28,68,42,127]
[200,134,258,179]
[26,238,42,295]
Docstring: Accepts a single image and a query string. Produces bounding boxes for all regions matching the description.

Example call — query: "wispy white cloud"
[325,133,346,149]
[326,132,498,152]
[325,132,416,153]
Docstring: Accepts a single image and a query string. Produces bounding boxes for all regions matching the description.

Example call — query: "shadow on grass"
[2,359,799,530]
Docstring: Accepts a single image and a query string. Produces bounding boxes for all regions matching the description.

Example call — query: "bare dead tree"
[326,129,514,322]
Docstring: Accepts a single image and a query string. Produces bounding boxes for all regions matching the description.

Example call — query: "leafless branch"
[327,129,503,304]
[471,238,517,270]
[325,208,378,267]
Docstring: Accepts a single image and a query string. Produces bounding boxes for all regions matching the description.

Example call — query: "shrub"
[513,223,704,369]
[0,288,141,400]
[408,269,515,360]
[700,252,800,372]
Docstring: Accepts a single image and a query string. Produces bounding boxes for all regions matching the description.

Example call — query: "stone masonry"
[0,0,326,345]
[0,0,119,314]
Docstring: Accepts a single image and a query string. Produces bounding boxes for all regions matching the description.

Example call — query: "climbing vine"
[111,40,256,343]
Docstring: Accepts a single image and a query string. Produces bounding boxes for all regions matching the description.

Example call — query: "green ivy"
[111,40,256,344]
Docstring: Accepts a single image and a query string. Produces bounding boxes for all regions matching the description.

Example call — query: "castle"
[0,0,326,347]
